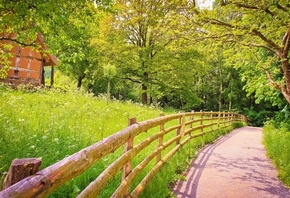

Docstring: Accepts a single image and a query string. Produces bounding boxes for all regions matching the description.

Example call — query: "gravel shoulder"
[173,126,290,198]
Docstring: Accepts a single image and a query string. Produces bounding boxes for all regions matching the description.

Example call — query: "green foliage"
[263,122,290,186]
[244,107,275,127]
[273,105,290,130]
[195,0,290,105]
[91,0,202,105]
[0,43,13,79]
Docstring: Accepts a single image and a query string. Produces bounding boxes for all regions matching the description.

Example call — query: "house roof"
[1,32,58,66]
[36,33,58,66]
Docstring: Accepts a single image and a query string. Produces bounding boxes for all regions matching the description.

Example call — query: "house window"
[14,69,19,77]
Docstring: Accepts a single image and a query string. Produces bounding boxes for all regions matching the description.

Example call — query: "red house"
[0,33,57,86]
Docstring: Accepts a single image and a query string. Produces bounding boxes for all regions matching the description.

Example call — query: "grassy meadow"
[0,84,242,197]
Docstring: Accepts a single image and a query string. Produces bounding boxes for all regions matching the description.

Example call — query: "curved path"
[173,126,290,198]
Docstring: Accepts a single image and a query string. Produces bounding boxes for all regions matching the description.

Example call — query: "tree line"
[1,0,289,125]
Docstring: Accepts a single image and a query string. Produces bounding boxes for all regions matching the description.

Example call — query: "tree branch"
[251,29,280,50]
[204,18,234,28]
[226,39,276,54]
[192,33,233,42]
[282,29,290,54]
[121,77,141,84]
[265,70,281,90]
[221,1,277,16]
[0,37,36,47]
[276,3,288,12]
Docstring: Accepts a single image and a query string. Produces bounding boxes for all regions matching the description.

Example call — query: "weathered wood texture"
[0,112,246,198]
[2,158,42,190]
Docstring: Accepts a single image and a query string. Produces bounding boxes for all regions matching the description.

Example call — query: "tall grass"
[0,84,164,195]
[263,122,290,186]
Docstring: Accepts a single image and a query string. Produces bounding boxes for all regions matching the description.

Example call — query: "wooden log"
[122,118,136,197]
[156,113,165,163]
[210,111,213,131]
[200,110,204,133]
[176,112,182,145]
[218,111,221,128]
[77,129,166,197]
[0,115,180,198]
[2,158,42,190]
[189,110,194,130]
[180,114,186,137]
[130,141,184,198]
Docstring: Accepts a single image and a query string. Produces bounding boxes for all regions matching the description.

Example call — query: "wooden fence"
[0,111,246,197]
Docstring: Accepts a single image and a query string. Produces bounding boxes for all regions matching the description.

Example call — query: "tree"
[107,0,197,104]
[195,0,290,104]
[103,63,117,102]
[50,4,100,89]
[0,0,110,82]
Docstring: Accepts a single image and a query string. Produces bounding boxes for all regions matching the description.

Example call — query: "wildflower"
[30,145,36,149]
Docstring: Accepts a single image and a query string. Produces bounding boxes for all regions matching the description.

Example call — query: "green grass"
[263,122,290,187]
[0,84,165,195]
[0,84,243,197]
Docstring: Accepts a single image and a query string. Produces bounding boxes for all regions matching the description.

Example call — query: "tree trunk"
[280,29,290,104]
[77,76,85,89]
[50,66,54,86]
[107,80,111,104]
[281,56,290,104]
[141,71,149,105]
[218,80,223,111]
[141,83,147,104]
[266,31,290,104]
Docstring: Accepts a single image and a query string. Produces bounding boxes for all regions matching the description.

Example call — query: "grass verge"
[263,122,290,187]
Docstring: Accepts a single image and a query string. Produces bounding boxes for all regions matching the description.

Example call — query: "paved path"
[173,126,290,198]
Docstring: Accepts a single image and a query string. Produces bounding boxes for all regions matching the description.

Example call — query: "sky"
[196,0,213,9]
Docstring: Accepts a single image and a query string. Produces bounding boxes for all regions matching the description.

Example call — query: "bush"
[244,107,275,127]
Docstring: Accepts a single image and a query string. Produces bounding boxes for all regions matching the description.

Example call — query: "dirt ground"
[172,126,290,198]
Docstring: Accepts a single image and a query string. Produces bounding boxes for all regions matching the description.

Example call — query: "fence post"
[210,111,213,131]
[189,111,194,136]
[122,118,136,197]
[157,113,164,163]
[218,111,221,128]
[200,110,204,133]
[223,111,226,127]
[2,158,42,190]
[176,112,182,145]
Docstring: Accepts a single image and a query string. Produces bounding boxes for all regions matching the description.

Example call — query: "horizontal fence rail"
[0,111,246,197]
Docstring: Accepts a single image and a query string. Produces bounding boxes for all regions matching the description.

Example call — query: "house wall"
[6,43,43,85]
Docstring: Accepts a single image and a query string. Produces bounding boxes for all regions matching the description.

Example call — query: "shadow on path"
[172,127,290,198]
